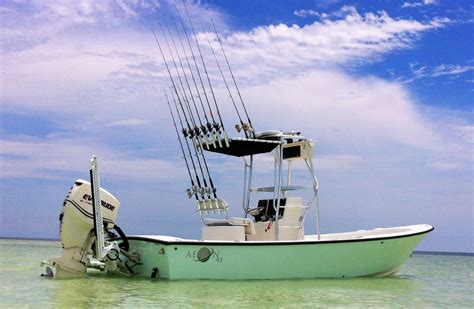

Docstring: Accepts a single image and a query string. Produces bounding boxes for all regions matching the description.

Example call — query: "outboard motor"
[42,159,140,278]
[60,179,119,254]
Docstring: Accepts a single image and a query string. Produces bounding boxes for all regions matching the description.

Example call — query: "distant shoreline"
[1,236,472,256]
[0,236,60,241]
[412,250,473,257]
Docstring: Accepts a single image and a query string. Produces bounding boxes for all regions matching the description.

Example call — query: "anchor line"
[181,2,230,137]
[164,91,199,201]
[151,28,194,139]
[171,89,218,199]
[165,21,212,133]
[202,24,243,137]
[159,23,205,141]
[211,19,255,138]
[173,19,224,135]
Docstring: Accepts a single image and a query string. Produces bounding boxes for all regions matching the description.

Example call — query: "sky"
[0,0,472,253]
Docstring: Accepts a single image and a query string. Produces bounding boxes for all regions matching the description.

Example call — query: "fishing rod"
[171,88,218,199]
[172,19,225,147]
[211,19,255,138]
[177,84,208,153]
[165,91,200,200]
[202,23,244,140]
[172,5,214,121]
[181,2,234,141]
[170,88,213,200]
[163,22,216,148]
[175,84,198,140]
[151,28,196,143]
[158,24,208,149]
[161,23,205,133]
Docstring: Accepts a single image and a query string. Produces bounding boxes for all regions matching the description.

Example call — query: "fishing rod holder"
[186,186,198,198]
[186,185,214,198]
[196,198,229,214]
[181,128,192,138]
[235,123,253,136]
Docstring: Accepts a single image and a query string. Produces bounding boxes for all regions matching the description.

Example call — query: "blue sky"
[0,0,472,253]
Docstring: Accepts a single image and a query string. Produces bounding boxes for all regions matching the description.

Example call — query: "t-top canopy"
[205,137,280,157]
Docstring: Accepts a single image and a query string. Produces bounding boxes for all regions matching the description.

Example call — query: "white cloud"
[1,4,466,180]
[432,64,474,77]
[1,0,230,117]
[1,29,162,115]
[2,70,469,181]
[199,7,448,85]
[409,62,428,79]
[293,9,328,19]
[171,0,228,31]
[243,71,472,176]
[452,125,474,144]
[106,118,148,127]
[405,62,474,82]
[402,0,437,9]
[0,0,161,52]
[2,6,449,113]
[244,71,440,150]
[316,154,363,171]
[0,135,183,181]
[427,161,462,171]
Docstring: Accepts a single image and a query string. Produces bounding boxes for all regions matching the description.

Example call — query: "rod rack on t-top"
[154,2,320,240]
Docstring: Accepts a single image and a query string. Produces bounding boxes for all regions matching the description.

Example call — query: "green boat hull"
[127,228,431,280]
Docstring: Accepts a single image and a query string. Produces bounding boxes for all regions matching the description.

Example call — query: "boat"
[41,140,433,280]
[41,5,433,279]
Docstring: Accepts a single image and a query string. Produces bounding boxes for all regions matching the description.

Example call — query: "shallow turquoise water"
[0,239,472,307]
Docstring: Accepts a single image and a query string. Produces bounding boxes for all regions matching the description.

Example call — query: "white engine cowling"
[42,159,142,279]
[60,179,120,249]
[41,179,123,278]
